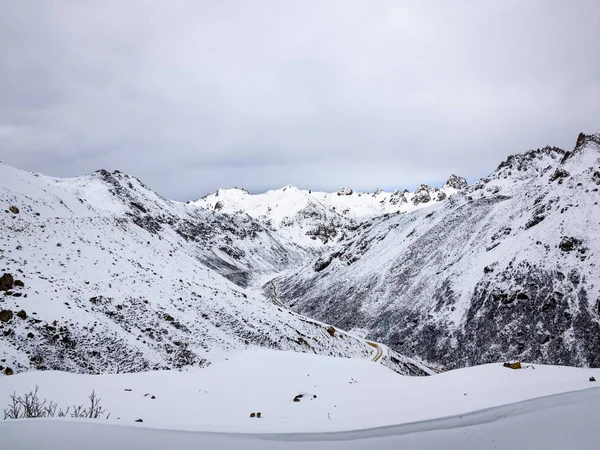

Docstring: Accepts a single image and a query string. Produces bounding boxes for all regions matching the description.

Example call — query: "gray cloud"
[1,0,599,200]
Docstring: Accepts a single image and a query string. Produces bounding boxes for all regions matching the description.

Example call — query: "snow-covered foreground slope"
[1,350,599,448]
[4,390,599,450]
[277,132,600,369]
[192,175,466,246]
[0,163,426,375]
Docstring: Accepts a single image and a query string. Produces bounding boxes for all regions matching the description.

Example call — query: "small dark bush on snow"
[3,385,108,420]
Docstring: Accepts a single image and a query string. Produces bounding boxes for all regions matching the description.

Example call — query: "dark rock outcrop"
[0,310,13,322]
[412,185,433,205]
[444,175,468,190]
[0,273,14,291]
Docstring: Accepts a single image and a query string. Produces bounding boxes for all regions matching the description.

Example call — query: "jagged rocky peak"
[337,187,354,196]
[389,190,408,205]
[572,131,600,150]
[444,174,468,190]
[412,184,433,205]
[563,131,600,162]
[496,146,565,174]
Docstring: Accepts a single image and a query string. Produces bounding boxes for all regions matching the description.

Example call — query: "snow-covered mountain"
[0,163,429,376]
[275,132,600,369]
[192,176,465,246]
[2,131,598,376]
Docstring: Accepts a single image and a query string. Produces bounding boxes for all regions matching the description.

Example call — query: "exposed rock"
[337,187,353,196]
[389,191,408,206]
[314,256,333,272]
[559,237,582,252]
[250,412,256,418]
[4,367,14,376]
[9,205,19,214]
[590,377,596,382]
[256,412,262,418]
[0,273,14,291]
[549,168,570,183]
[14,279,24,287]
[135,418,143,422]
[444,175,468,190]
[525,215,545,229]
[327,326,336,337]
[163,313,175,322]
[213,201,224,211]
[305,222,339,244]
[293,394,304,402]
[0,310,13,322]
[503,361,522,369]
[16,310,27,320]
[412,185,433,205]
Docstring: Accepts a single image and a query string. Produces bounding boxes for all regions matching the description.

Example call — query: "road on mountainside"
[270,280,289,309]
[366,341,383,362]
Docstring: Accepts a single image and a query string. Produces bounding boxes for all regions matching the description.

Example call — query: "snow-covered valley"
[0,162,429,376]
[1,131,600,448]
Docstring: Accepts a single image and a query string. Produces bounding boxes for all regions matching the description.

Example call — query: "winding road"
[366,341,383,362]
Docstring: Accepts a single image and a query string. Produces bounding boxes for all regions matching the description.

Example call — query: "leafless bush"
[3,386,107,420]
[70,391,106,419]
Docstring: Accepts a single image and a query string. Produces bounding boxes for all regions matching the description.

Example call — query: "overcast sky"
[1,0,599,200]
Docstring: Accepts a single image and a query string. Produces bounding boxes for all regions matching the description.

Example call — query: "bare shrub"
[70,390,106,419]
[3,386,107,420]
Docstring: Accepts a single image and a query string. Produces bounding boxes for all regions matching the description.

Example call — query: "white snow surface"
[1,349,599,448]
[3,390,598,450]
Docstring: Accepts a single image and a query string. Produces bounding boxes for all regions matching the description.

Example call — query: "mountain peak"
[337,187,354,196]
[444,174,468,190]
[574,131,600,150]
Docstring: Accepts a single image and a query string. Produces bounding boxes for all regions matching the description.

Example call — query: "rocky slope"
[0,164,429,376]
[274,132,600,369]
